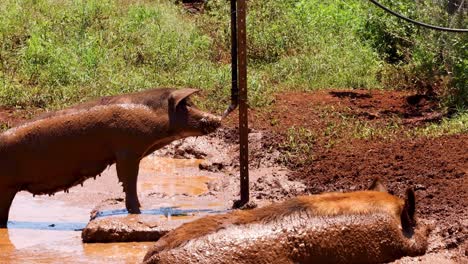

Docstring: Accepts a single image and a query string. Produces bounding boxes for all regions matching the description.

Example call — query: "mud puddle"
[1,194,153,264]
[0,156,227,263]
[1,129,306,262]
[139,156,215,197]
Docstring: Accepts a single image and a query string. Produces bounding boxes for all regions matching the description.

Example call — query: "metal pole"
[223,0,238,119]
[237,0,249,207]
[230,0,238,109]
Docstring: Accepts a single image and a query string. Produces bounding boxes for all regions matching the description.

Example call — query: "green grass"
[198,0,382,97]
[279,126,317,166]
[0,0,465,115]
[0,0,383,113]
[410,112,468,137]
[0,0,227,111]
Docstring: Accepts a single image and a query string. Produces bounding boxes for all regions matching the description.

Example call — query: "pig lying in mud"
[143,179,429,264]
[0,88,221,227]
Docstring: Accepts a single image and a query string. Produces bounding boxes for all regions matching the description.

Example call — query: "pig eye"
[176,99,188,110]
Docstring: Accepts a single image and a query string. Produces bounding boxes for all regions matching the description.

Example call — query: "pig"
[143,178,429,264]
[0,88,221,227]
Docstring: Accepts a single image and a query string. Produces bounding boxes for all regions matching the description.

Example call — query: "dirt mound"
[154,128,306,205]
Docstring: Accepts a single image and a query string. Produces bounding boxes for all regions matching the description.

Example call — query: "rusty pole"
[226,0,249,208]
[224,0,238,118]
[236,0,249,207]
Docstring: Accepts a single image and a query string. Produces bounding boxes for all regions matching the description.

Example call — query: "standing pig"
[143,179,429,264]
[0,88,221,227]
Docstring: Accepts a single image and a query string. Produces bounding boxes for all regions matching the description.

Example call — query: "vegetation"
[0,0,466,113]
[0,0,226,111]
[411,111,468,137]
[362,0,468,110]
[280,126,316,166]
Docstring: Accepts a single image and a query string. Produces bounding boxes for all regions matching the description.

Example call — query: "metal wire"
[369,0,468,33]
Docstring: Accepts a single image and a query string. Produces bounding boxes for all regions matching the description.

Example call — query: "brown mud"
[0,193,153,264]
[82,131,305,243]
[224,89,443,131]
[1,89,466,263]
[223,89,467,263]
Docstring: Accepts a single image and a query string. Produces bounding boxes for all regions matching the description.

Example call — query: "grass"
[0,0,383,113]
[279,126,317,167]
[0,0,465,142]
[410,112,468,138]
[0,0,228,112]
[277,108,467,162]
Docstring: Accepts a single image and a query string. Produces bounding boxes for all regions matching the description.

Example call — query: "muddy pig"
[143,178,429,264]
[0,88,221,227]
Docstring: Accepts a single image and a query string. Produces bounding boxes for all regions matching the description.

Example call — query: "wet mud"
[0,194,152,264]
[82,155,228,243]
[223,90,467,263]
[1,89,466,263]
[82,130,305,243]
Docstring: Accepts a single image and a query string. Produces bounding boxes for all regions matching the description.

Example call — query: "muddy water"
[140,157,211,196]
[1,156,220,263]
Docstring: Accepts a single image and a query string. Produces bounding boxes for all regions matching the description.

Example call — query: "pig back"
[144,212,429,264]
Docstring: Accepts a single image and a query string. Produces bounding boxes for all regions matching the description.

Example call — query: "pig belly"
[14,138,115,195]
[145,213,427,264]
[19,158,113,195]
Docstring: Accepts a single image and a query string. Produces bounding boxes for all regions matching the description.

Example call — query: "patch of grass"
[362,0,468,110]
[351,119,402,140]
[280,126,316,166]
[1,0,465,115]
[0,0,223,110]
[199,0,382,92]
[410,112,468,137]
[0,123,10,132]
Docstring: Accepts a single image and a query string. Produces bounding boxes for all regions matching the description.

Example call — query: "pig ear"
[169,89,200,110]
[400,188,416,235]
[368,177,387,192]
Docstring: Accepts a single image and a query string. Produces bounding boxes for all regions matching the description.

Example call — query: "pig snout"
[200,113,222,134]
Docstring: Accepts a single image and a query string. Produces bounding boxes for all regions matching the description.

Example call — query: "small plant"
[280,126,316,167]
[0,123,10,132]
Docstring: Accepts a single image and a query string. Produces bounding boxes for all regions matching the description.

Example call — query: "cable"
[369,0,468,33]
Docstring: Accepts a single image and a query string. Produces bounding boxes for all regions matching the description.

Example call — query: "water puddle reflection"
[139,156,213,196]
[94,207,226,219]
[1,156,227,263]
[1,196,150,263]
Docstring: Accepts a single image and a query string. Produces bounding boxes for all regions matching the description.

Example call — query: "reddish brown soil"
[225,89,442,132]
[294,135,467,254]
[0,106,41,130]
[224,89,467,260]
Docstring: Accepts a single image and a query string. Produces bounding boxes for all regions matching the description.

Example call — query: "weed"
[280,126,316,166]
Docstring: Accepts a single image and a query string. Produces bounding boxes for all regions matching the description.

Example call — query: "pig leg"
[0,188,17,228]
[116,151,141,214]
